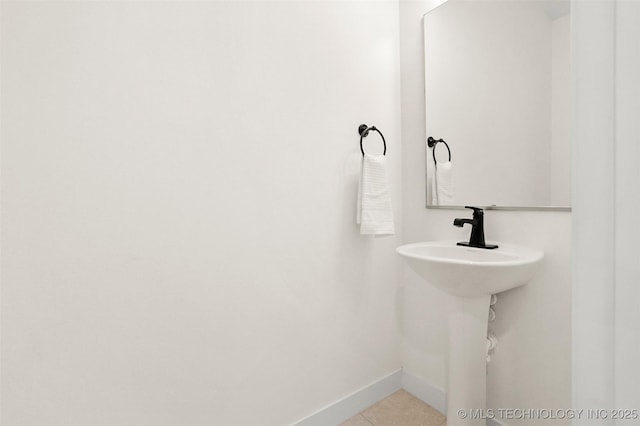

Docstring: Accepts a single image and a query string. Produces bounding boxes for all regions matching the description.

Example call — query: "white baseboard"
[401,370,447,415]
[291,369,402,426]
[292,368,509,426]
[401,371,508,426]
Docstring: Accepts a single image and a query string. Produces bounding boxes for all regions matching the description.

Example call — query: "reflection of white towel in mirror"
[432,161,454,205]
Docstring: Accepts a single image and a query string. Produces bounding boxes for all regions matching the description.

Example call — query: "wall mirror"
[424,0,571,210]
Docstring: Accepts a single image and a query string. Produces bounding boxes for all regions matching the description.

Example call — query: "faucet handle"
[464,206,484,216]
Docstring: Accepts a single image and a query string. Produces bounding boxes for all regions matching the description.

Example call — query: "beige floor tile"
[360,389,445,426]
[339,413,374,426]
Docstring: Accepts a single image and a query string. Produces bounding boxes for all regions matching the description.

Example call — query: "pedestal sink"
[396,240,543,426]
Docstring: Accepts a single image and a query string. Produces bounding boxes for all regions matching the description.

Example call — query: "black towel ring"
[427,136,451,165]
[358,124,386,156]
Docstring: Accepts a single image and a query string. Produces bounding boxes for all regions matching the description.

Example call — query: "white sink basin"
[396,240,543,297]
[396,240,543,425]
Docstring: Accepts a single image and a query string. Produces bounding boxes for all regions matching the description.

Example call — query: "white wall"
[550,14,571,206]
[614,0,640,414]
[572,1,640,422]
[400,2,571,424]
[0,2,403,425]
[571,2,616,420]
[424,0,552,207]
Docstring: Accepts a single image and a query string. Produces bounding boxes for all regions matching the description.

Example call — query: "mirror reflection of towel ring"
[358,124,387,156]
[427,136,451,165]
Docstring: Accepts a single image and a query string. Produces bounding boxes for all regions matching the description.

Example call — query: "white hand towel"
[431,169,439,205]
[357,154,395,236]
[433,161,454,205]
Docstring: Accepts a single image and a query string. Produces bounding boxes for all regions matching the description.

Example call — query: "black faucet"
[453,206,498,249]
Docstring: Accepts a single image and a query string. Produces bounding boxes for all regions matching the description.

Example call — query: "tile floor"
[339,390,446,426]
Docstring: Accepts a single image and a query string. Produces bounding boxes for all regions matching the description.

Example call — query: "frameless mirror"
[424,0,571,210]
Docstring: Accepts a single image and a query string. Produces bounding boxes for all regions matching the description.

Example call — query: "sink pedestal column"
[446,294,491,426]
